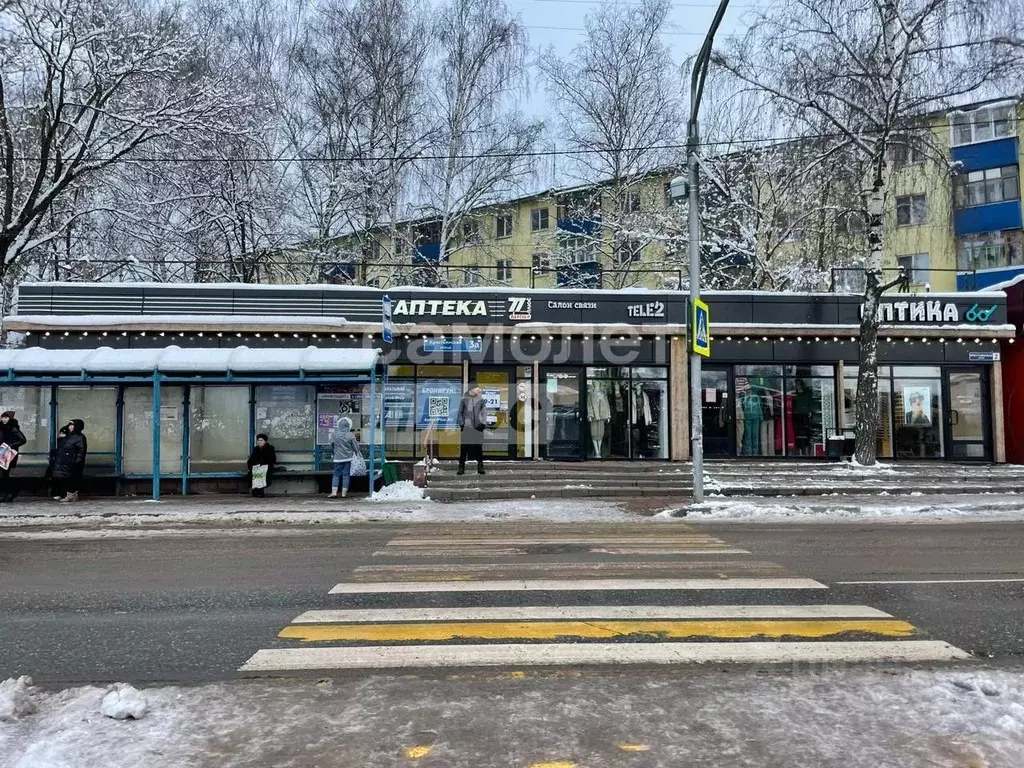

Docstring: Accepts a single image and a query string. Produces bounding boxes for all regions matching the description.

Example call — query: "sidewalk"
[2,666,1023,767]
[0,489,1022,536]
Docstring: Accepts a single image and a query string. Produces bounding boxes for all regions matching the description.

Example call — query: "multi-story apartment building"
[318,96,1022,294]
[887,98,1022,292]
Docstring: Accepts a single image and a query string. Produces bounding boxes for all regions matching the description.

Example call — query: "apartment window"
[958,235,1023,271]
[496,259,513,281]
[625,191,641,213]
[496,213,514,238]
[950,105,1015,147]
[562,236,597,264]
[462,219,481,244]
[890,138,925,167]
[953,165,1019,208]
[463,267,481,285]
[775,211,805,241]
[530,207,549,232]
[615,238,643,264]
[897,253,930,285]
[895,194,927,226]
[532,249,550,272]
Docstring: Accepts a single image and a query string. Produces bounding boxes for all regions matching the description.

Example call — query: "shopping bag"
[0,443,18,471]
[251,464,268,489]
[350,452,367,478]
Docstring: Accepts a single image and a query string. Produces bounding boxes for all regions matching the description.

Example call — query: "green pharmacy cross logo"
[965,303,997,323]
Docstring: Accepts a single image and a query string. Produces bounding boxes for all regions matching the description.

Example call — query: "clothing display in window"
[588,384,612,457]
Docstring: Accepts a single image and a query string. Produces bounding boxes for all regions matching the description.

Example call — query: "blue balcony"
[952,137,1018,173]
[556,261,601,288]
[413,243,442,263]
[556,218,601,236]
[953,200,1023,236]
[957,265,1024,291]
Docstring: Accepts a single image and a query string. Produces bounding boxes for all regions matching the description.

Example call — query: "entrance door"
[945,368,991,460]
[701,366,734,457]
[542,368,584,460]
[472,367,515,459]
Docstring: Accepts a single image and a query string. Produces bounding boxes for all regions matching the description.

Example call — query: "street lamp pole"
[686,0,731,504]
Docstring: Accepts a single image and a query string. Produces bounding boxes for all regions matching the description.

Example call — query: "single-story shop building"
[1,282,1014,494]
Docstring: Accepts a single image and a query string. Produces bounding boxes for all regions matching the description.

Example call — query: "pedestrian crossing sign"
[693,298,710,357]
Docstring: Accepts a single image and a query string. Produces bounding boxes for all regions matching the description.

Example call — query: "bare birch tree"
[413,0,541,285]
[539,0,682,288]
[718,0,1024,464]
[0,0,247,280]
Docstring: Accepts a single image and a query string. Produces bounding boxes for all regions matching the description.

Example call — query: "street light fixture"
[672,0,731,503]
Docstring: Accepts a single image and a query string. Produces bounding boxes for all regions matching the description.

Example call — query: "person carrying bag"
[247,433,277,498]
[0,410,28,503]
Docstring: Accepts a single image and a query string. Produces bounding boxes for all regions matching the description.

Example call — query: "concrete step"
[425,486,694,502]
[427,475,694,488]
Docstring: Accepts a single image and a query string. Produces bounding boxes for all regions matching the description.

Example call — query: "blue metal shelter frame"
[0,364,387,501]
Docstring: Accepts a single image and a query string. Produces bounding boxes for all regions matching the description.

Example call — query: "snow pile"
[836,459,898,474]
[100,684,147,720]
[368,481,425,503]
[0,676,37,722]
[677,497,1024,523]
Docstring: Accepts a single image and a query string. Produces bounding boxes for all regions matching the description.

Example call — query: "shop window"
[953,166,1019,208]
[897,253,930,285]
[784,372,836,457]
[189,386,249,473]
[416,372,463,460]
[735,365,783,457]
[122,387,184,474]
[57,386,117,467]
[894,376,944,457]
[384,379,416,458]
[586,374,630,459]
[895,194,927,226]
[631,377,668,459]
[0,386,48,464]
[255,385,315,469]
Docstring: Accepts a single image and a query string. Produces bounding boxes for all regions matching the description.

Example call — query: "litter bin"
[827,435,846,460]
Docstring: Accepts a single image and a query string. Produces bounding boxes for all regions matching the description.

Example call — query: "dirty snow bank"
[367,481,425,503]
[1,669,1023,767]
[0,677,37,722]
[663,496,1024,523]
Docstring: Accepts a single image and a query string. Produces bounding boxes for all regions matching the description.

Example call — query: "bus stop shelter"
[0,346,387,500]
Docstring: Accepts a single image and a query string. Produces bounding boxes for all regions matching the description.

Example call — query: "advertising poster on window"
[903,386,932,426]
[384,381,415,428]
[416,379,462,430]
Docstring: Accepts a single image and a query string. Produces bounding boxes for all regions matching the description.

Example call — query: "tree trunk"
[853,158,886,465]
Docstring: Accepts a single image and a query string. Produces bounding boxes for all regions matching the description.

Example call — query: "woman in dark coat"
[53,419,87,502]
[246,433,277,497]
[0,410,28,503]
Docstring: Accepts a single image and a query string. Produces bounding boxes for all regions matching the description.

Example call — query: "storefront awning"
[0,346,382,376]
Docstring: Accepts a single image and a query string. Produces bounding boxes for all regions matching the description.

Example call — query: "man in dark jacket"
[0,410,28,503]
[456,385,487,475]
[54,419,87,503]
[246,433,277,497]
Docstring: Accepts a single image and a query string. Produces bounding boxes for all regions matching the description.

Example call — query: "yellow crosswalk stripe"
[278,618,918,643]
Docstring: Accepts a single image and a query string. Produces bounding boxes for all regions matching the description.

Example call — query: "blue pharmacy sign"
[382,294,393,343]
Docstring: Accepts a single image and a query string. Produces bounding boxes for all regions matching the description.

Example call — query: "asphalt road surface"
[1,520,1022,685]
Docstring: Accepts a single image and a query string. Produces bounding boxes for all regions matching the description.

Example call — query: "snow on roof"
[982,274,1024,293]
[0,346,381,375]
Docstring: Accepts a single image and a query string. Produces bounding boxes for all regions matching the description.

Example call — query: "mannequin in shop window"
[738,382,762,455]
[631,383,653,457]
[793,379,813,456]
[588,382,611,457]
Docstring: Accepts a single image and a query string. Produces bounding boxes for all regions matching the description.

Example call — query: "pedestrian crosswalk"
[239,522,971,674]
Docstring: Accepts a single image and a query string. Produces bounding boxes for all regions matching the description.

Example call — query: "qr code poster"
[428,397,450,419]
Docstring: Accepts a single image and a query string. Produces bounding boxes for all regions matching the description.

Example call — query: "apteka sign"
[392,299,488,317]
